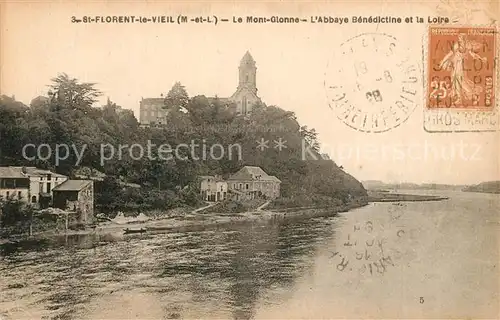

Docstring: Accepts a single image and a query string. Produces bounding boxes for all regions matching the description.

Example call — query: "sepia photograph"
[0,1,498,319]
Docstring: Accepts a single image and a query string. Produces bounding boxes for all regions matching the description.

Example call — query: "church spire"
[240,51,255,65]
[231,51,262,116]
[238,51,257,92]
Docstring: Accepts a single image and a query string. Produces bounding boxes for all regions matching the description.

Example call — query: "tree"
[164,82,189,110]
[299,125,320,152]
[48,73,102,110]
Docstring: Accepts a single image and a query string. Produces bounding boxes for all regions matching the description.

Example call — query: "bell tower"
[238,51,257,93]
[230,51,261,116]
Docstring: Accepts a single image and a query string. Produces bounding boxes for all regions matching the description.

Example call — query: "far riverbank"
[367,190,449,202]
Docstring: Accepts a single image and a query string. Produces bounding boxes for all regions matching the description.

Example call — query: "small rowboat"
[123,228,147,234]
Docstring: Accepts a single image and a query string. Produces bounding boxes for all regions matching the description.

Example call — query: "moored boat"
[123,228,147,234]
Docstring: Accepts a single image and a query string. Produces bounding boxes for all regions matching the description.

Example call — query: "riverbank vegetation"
[367,190,449,202]
[462,181,500,194]
[0,199,71,238]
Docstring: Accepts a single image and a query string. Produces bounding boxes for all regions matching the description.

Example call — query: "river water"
[0,190,498,319]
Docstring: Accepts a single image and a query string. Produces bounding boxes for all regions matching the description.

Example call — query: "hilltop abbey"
[139,51,262,126]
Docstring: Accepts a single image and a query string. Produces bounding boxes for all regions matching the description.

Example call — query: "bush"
[96,180,203,216]
[0,199,34,235]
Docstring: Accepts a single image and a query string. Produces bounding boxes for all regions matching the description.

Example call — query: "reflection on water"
[1,192,498,319]
[0,215,340,319]
[0,233,123,256]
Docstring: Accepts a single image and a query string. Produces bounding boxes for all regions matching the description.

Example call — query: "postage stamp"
[424,26,499,132]
[325,33,421,133]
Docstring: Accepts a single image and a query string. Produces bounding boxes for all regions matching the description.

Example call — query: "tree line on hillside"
[0,74,367,213]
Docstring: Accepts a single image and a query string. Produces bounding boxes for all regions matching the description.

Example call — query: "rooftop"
[240,51,255,65]
[0,167,28,178]
[23,167,67,178]
[228,166,281,182]
[0,166,66,179]
[53,180,92,191]
[140,97,165,104]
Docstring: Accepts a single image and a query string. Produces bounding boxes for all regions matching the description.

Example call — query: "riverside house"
[0,166,67,207]
[53,180,94,224]
[200,175,228,202]
[227,166,281,201]
[23,167,68,208]
[0,167,30,202]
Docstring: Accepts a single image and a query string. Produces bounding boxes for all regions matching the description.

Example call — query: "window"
[47,183,51,193]
[47,174,52,180]
[6,191,9,198]
[18,191,21,199]
[31,195,37,203]
[242,97,247,114]
[246,184,249,190]
[4,179,15,188]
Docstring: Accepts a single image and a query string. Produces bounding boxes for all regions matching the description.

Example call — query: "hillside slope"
[0,78,367,210]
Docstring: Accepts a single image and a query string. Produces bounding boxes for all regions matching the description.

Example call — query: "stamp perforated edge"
[423,24,500,133]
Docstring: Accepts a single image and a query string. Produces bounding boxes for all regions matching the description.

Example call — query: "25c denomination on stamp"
[424,26,498,132]
[325,33,421,133]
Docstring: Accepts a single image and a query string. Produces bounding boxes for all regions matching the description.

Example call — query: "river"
[0,190,498,319]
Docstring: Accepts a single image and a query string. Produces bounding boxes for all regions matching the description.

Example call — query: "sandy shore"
[1,192,450,241]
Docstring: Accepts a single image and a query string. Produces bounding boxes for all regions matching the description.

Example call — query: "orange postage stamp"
[427,27,496,110]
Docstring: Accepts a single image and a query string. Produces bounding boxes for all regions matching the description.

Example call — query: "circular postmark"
[325,33,421,133]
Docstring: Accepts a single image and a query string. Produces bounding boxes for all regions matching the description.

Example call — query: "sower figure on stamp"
[438,33,487,105]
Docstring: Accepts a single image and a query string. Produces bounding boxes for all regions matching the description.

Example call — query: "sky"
[1,1,499,185]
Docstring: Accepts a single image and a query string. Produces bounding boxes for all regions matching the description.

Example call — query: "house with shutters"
[24,167,68,208]
[0,166,68,208]
[227,166,281,201]
[0,167,30,202]
[200,175,228,202]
